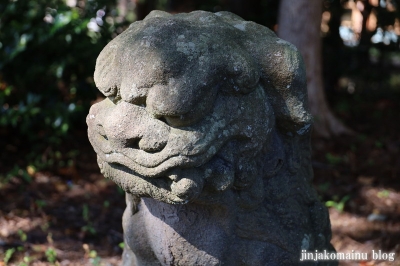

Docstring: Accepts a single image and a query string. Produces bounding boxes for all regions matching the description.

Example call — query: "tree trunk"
[277,0,353,138]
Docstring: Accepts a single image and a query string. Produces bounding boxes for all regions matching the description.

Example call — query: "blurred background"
[0,0,399,265]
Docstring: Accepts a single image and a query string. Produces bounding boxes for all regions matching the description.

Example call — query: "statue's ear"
[216,13,312,136]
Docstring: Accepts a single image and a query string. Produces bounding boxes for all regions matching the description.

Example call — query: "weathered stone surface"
[87,10,336,265]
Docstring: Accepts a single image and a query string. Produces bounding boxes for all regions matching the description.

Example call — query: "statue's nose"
[102,101,169,153]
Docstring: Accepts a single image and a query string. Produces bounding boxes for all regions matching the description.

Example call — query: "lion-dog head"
[87,11,312,207]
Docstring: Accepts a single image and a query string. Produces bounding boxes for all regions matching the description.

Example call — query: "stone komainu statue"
[87,10,337,266]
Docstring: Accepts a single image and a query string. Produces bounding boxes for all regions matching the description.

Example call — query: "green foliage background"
[0,0,135,174]
[1,0,120,141]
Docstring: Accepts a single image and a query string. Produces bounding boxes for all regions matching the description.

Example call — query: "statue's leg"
[122,193,161,266]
